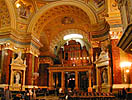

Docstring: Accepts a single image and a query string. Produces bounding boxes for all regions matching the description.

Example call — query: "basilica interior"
[0,0,132,97]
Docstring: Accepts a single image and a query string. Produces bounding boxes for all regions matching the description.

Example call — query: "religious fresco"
[61,16,74,25]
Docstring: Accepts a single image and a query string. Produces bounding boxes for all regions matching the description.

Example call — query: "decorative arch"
[5,0,16,30]
[50,29,91,55]
[27,0,98,33]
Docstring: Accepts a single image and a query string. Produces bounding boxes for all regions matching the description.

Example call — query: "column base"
[74,87,79,91]
[48,87,54,90]
[88,87,93,92]
[94,84,111,92]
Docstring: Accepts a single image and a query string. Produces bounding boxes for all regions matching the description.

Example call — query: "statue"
[102,69,108,84]
[15,72,20,84]
[18,51,22,58]
[95,45,109,63]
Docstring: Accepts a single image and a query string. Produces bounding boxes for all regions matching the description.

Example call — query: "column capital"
[89,69,92,72]
[75,71,78,73]
[49,71,53,74]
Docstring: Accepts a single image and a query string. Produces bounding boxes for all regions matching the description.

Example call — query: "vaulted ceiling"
[25,0,110,55]
[0,0,121,57]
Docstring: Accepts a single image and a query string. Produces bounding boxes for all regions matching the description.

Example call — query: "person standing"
[33,87,36,100]
[29,88,33,100]
[122,88,127,100]
[5,86,12,100]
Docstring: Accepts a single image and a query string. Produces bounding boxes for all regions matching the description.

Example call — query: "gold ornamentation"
[61,16,74,24]
[0,0,11,28]
[39,57,53,65]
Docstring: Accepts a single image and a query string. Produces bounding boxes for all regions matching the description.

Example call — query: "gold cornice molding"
[112,84,132,89]
[48,65,93,72]
[0,41,40,57]
[39,57,54,65]
[0,27,12,33]
[31,35,43,48]
[0,28,42,49]
[0,29,42,57]
[90,20,109,32]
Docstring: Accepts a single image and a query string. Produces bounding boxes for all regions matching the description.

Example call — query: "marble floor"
[36,96,59,100]
[35,96,119,100]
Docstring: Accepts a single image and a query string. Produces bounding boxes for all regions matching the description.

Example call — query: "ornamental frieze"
[39,57,54,65]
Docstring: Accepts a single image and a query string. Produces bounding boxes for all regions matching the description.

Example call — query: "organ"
[58,40,92,66]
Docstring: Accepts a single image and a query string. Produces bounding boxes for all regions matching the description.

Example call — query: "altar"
[94,46,112,92]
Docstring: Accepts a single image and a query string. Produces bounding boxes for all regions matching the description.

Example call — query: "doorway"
[66,72,75,91]
[79,72,88,91]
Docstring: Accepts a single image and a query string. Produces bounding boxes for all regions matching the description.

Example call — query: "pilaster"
[25,53,33,85]
[89,70,92,87]
[111,39,122,84]
[75,71,79,90]
[61,71,65,91]
[1,49,12,84]
[96,68,101,92]
[49,71,53,90]
[34,56,39,85]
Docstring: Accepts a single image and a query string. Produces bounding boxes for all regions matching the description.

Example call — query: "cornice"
[0,28,42,49]
[117,23,132,53]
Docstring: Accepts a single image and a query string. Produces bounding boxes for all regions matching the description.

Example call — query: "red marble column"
[61,71,65,91]
[75,71,79,90]
[25,53,33,85]
[34,56,39,85]
[111,39,122,84]
[2,49,12,84]
[128,54,132,84]
[0,51,1,84]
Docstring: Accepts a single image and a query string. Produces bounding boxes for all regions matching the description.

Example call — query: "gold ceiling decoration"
[61,16,74,25]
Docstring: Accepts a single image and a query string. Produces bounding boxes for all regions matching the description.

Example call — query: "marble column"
[75,71,79,90]
[56,73,59,87]
[111,39,122,84]
[1,49,12,84]
[49,71,53,90]
[34,56,39,85]
[96,68,101,92]
[88,69,93,92]
[23,70,26,87]
[108,64,112,90]
[25,53,33,85]
[89,70,92,86]
[61,71,65,91]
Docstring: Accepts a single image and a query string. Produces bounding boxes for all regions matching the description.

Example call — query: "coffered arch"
[27,0,110,56]
[27,0,98,34]
[50,29,91,54]
[4,0,16,29]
